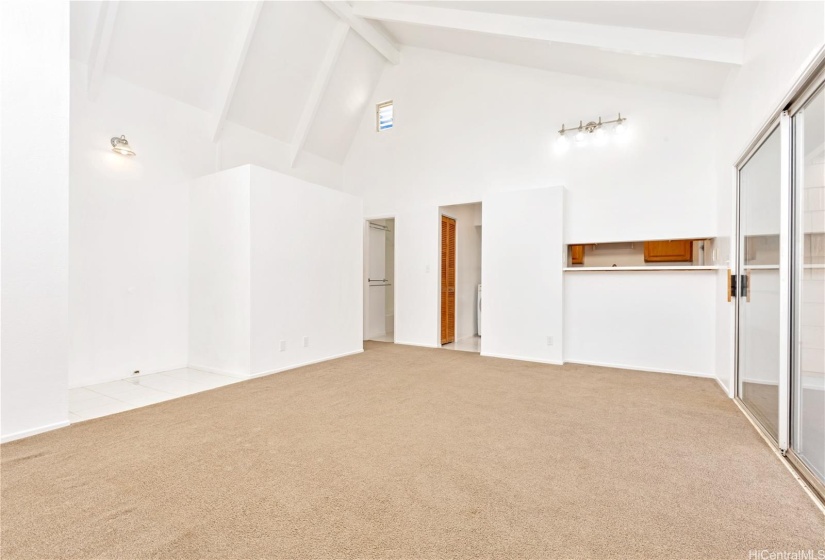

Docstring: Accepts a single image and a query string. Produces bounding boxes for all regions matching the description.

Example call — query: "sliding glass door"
[737,127,782,441]
[735,66,825,498]
[790,82,825,492]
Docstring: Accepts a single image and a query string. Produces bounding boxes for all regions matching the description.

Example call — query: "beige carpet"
[2,342,823,559]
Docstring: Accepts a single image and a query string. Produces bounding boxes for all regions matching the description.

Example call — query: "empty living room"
[1,0,824,558]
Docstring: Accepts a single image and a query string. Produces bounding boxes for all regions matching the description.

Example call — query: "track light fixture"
[555,113,627,152]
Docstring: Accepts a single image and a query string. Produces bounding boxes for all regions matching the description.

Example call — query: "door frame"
[733,118,789,451]
[438,211,457,346]
[363,215,396,342]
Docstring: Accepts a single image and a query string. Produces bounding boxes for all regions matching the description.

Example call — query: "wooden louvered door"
[440,215,456,345]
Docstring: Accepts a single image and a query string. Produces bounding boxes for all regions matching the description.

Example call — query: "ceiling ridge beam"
[87,0,120,101]
[352,1,743,65]
[210,1,264,143]
[323,1,399,65]
[289,21,350,168]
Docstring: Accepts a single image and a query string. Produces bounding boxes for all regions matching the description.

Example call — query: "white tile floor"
[68,368,240,423]
[442,335,481,353]
[369,334,395,342]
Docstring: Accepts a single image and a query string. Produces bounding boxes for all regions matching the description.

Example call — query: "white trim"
[289,21,350,167]
[481,352,564,366]
[87,0,119,101]
[714,376,731,397]
[322,1,400,64]
[210,1,263,142]
[249,349,364,378]
[778,112,792,453]
[1,420,71,444]
[353,1,743,65]
[566,359,715,379]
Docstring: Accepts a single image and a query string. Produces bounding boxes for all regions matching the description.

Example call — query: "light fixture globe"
[615,113,627,135]
[110,135,136,156]
[555,133,570,154]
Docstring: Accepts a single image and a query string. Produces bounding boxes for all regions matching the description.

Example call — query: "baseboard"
[480,352,564,366]
[248,349,364,379]
[714,376,732,397]
[1,420,70,444]
[565,359,715,379]
[393,340,439,349]
[68,363,190,389]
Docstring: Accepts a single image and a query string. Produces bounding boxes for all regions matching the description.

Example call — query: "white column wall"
[482,187,564,364]
[1,1,70,442]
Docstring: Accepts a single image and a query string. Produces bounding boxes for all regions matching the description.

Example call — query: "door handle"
[744,270,750,302]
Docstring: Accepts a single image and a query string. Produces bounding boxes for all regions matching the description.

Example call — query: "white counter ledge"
[563,266,723,272]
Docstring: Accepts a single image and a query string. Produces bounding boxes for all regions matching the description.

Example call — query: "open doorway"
[365,218,395,342]
[439,203,482,352]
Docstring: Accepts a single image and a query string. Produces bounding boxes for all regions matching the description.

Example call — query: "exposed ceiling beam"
[352,2,743,65]
[290,21,350,168]
[87,0,120,100]
[322,1,399,65]
[210,1,264,142]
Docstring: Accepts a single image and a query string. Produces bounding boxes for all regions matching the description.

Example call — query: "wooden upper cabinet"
[570,245,585,265]
[644,240,693,263]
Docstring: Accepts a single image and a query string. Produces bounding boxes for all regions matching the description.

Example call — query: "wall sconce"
[555,113,627,153]
[110,135,136,156]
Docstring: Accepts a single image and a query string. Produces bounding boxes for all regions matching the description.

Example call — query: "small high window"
[377,101,393,131]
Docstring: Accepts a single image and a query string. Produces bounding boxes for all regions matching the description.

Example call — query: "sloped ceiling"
[70,1,760,166]
[69,1,388,166]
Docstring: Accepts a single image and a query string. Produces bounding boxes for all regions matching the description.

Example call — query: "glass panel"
[792,84,825,484]
[738,127,781,440]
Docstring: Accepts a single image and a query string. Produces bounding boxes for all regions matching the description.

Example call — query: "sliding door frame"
[786,70,825,501]
[732,50,825,502]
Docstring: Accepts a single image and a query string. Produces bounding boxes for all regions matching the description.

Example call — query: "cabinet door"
[570,245,585,265]
[643,240,693,262]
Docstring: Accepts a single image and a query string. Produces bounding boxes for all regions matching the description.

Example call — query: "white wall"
[189,165,362,377]
[344,47,719,243]
[1,2,70,441]
[189,166,251,377]
[68,60,347,387]
[69,63,213,387]
[394,207,440,347]
[440,203,481,340]
[714,1,825,393]
[564,271,717,377]
[482,187,564,364]
[249,165,362,375]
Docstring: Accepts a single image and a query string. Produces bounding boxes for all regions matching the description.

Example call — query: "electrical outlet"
[546,336,554,346]
[303,336,309,348]
[279,340,286,352]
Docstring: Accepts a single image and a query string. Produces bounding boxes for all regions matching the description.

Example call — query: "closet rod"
[368,222,390,232]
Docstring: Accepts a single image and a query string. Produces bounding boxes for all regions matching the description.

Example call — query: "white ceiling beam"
[352,2,743,65]
[210,1,264,142]
[290,21,350,168]
[323,1,399,65]
[87,0,120,100]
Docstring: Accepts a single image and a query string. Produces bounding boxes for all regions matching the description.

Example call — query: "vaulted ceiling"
[70,1,760,167]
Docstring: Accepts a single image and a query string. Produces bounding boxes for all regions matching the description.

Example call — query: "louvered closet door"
[441,215,456,345]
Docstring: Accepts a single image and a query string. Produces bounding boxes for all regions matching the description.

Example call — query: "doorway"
[439,203,482,352]
[365,218,395,343]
